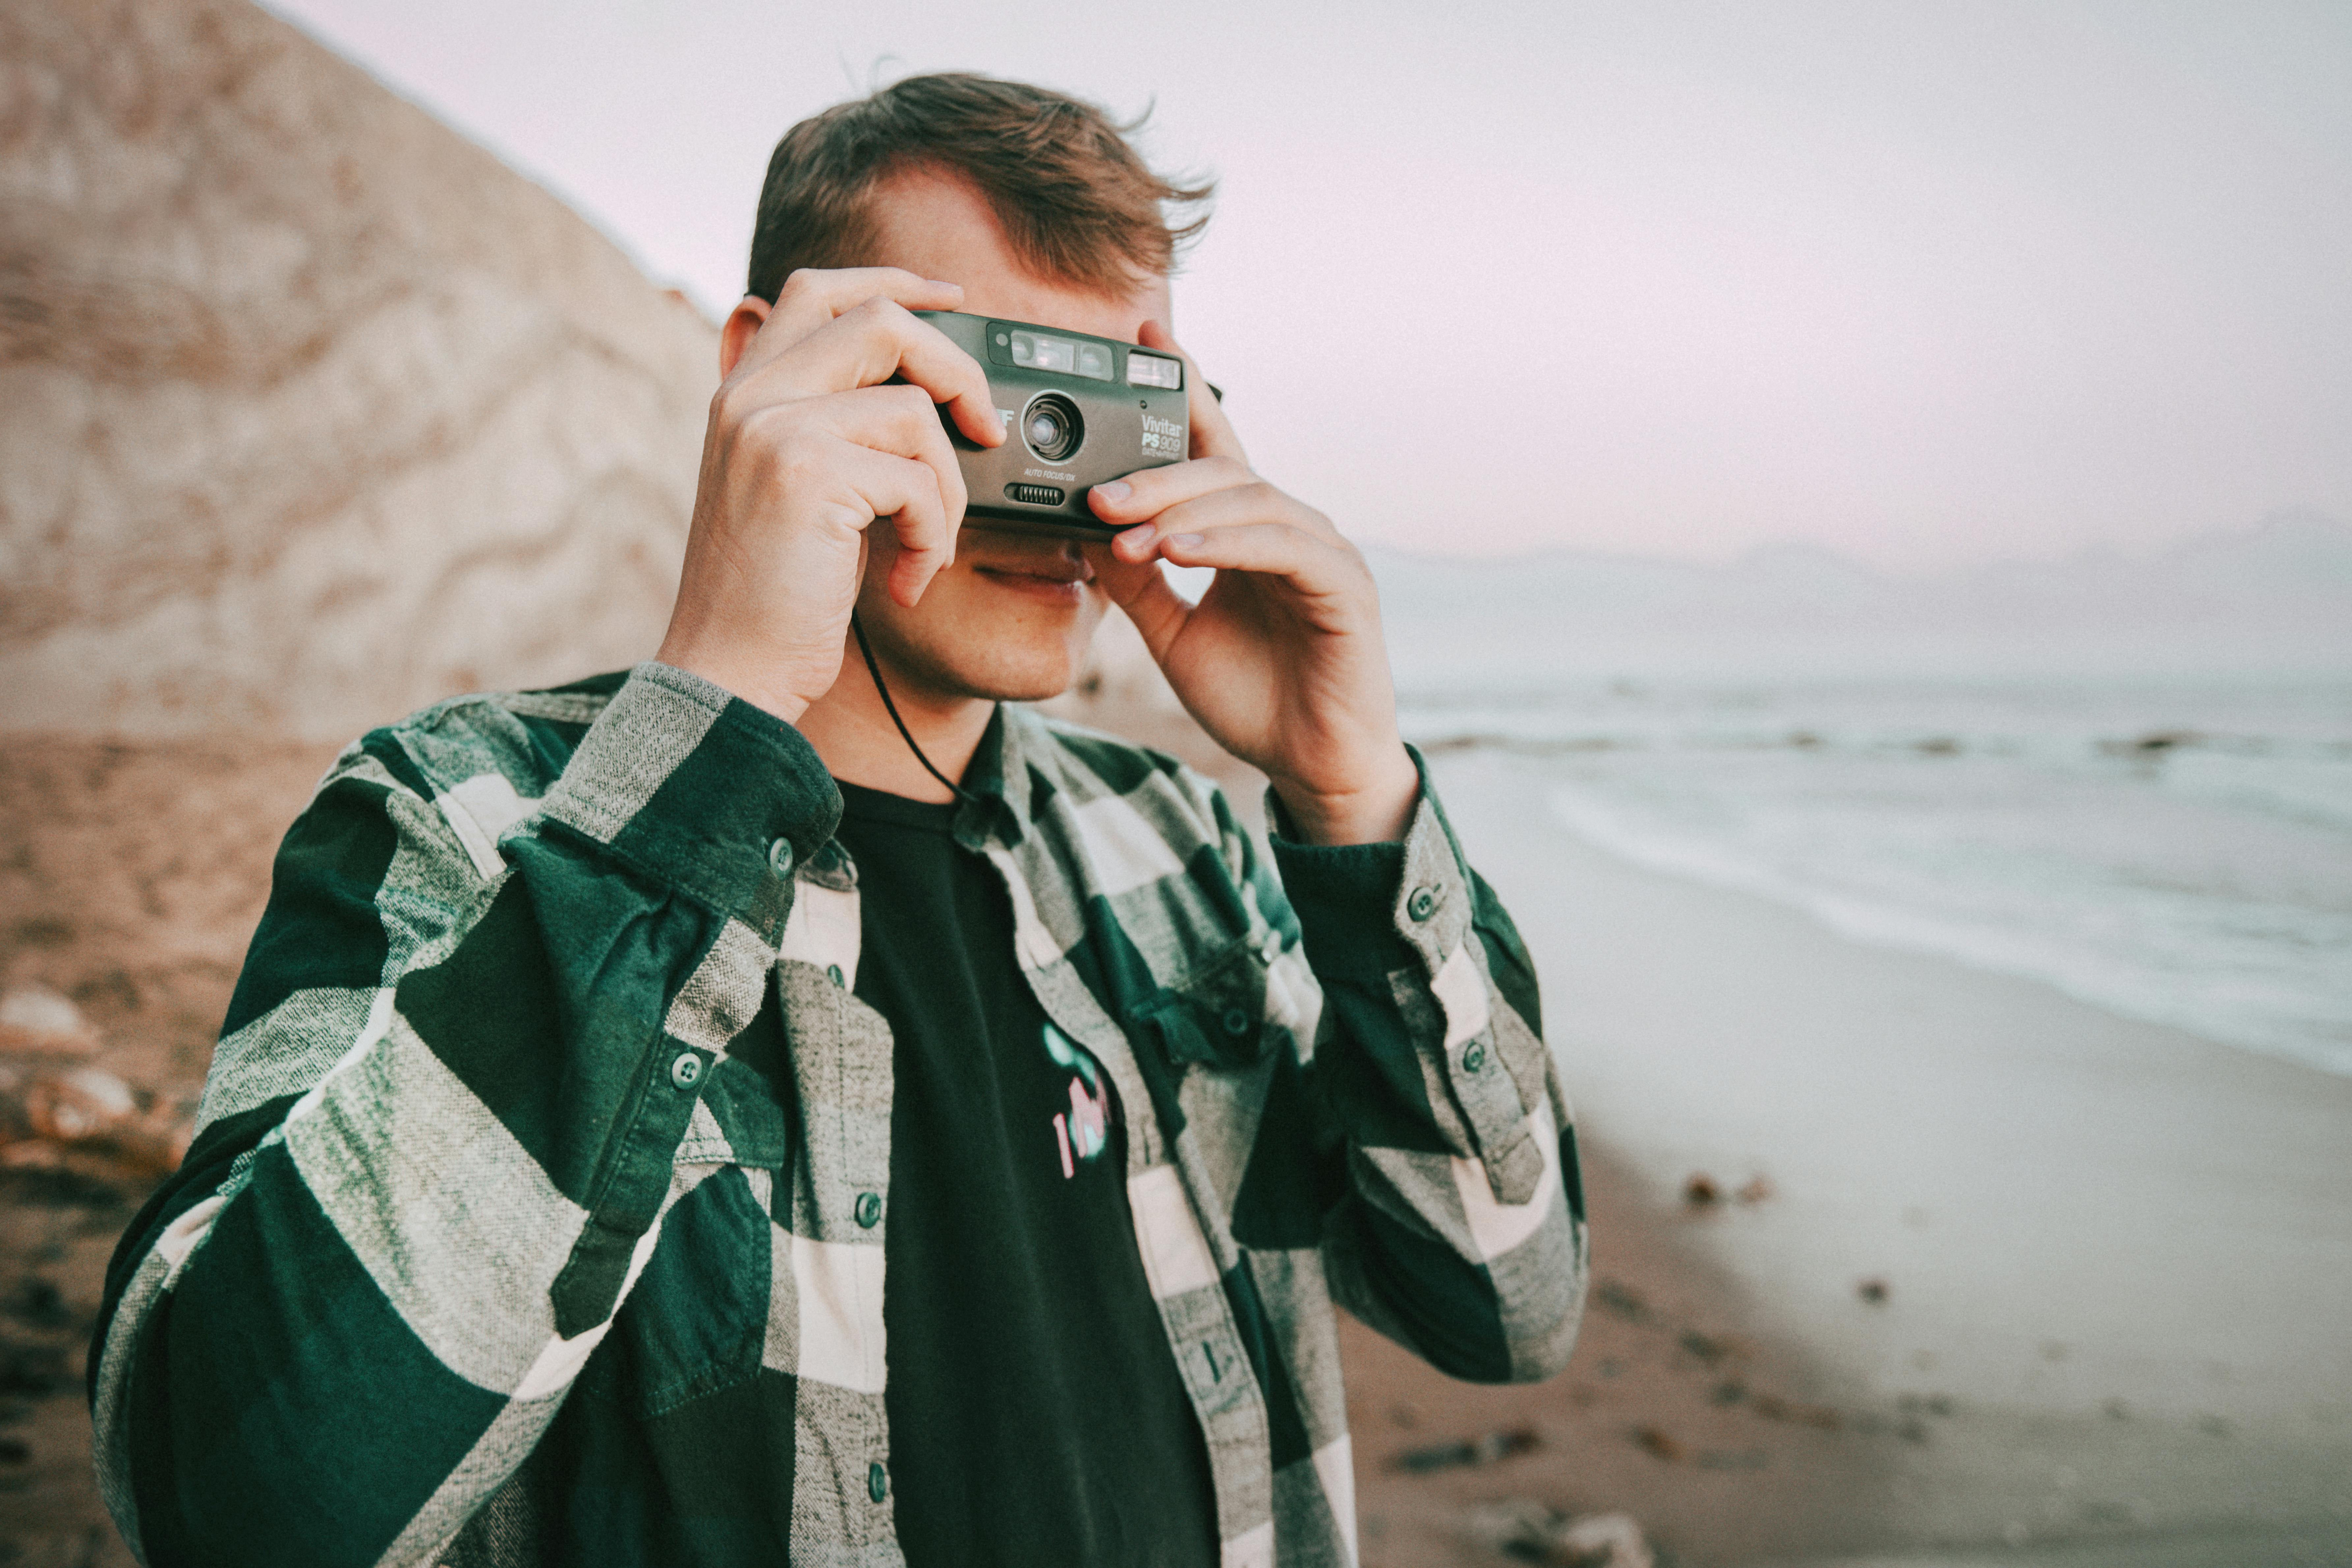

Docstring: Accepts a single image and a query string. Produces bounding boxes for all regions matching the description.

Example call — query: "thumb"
[1087,547,1190,661]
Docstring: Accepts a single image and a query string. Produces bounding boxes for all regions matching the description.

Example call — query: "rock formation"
[0,0,717,738]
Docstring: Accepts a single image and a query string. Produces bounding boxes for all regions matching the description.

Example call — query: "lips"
[971,555,1093,589]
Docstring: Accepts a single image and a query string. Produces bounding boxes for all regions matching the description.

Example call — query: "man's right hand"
[655,269,1005,723]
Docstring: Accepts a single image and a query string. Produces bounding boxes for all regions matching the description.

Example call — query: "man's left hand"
[1085,322,1419,846]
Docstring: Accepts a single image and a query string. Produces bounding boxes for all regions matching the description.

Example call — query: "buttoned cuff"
[1276,748,1544,1202]
[539,661,841,942]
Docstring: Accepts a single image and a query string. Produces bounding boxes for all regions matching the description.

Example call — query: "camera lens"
[1021,394,1083,464]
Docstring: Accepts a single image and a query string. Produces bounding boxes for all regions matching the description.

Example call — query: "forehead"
[861,166,1171,343]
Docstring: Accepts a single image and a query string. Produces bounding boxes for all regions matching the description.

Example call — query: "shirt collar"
[952,702,1034,849]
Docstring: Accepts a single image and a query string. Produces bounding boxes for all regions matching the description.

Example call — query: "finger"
[826,441,954,606]
[1152,520,1356,594]
[746,268,965,371]
[1138,319,1247,466]
[1081,545,1192,661]
[1102,478,1336,563]
[804,384,972,549]
[1088,455,1254,533]
[744,297,1003,447]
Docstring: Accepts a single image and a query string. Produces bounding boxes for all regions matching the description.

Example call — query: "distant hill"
[0,0,716,738]
[1369,510,2352,689]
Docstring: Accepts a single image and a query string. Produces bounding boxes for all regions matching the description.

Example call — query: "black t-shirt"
[833,780,1221,1568]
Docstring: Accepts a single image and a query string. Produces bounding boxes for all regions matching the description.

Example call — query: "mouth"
[973,555,1094,604]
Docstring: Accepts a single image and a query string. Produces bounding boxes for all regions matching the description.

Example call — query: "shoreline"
[1423,747,2352,1552]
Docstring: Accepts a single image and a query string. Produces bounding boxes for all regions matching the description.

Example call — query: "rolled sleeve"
[539,661,842,942]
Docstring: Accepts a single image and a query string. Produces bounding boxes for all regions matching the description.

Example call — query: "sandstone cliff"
[0,0,717,738]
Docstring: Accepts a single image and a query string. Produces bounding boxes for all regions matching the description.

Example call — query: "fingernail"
[1094,480,1131,503]
[1165,533,1204,549]
[1116,523,1154,544]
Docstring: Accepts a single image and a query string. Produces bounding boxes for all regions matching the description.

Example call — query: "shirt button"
[854,1191,882,1228]
[867,1461,889,1503]
[1462,1041,1487,1074]
[1407,886,1438,921]
[827,963,845,987]
[670,1052,704,1090]
[767,837,795,877]
[1221,1007,1252,1037]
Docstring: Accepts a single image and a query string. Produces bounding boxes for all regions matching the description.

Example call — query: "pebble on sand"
[1463,1500,1655,1568]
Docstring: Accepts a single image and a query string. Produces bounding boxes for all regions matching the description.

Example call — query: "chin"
[946,640,1086,703]
[867,611,1099,705]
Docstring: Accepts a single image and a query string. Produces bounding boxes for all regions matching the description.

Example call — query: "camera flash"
[1127,354,1182,390]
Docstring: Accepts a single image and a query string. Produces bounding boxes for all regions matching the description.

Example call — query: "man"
[92,73,1585,1568]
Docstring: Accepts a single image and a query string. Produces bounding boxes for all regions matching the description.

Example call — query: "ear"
[719,296,772,379]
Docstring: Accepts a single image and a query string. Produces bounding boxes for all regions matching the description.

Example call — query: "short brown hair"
[746,73,1213,303]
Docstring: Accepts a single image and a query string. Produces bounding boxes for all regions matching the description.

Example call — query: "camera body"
[914,310,1189,539]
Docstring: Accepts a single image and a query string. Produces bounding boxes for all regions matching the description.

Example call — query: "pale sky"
[263,0,2352,569]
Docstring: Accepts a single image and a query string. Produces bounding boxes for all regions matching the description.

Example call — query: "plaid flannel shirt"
[91,661,1587,1568]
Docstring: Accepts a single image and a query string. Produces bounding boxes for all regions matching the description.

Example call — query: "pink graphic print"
[1044,1023,1109,1178]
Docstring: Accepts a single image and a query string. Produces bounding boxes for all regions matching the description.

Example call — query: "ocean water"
[1394,675,2352,1076]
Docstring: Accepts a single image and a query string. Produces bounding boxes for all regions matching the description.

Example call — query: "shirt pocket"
[677,1054,790,1171]
[1130,933,1274,1073]
[590,1058,787,1421]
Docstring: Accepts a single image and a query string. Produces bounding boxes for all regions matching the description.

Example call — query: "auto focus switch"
[1006,483,1066,506]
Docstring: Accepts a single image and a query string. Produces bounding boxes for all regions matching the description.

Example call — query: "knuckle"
[767,425,827,485]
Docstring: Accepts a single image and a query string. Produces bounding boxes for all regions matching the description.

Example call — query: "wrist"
[1270,748,1420,846]
[652,635,814,726]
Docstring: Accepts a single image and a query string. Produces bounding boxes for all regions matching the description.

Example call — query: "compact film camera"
[914,310,1190,539]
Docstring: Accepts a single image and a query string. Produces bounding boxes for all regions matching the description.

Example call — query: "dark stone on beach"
[2098,729,2204,757]
[1631,1425,1684,1462]
[1682,1173,1722,1209]
[1856,1276,1889,1304]
[1710,1380,1747,1406]
[8,917,74,949]
[0,1164,143,1213]
[1593,1279,1654,1323]
[1678,1330,1727,1365]
[1,1279,74,1333]
[0,1340,72,1399]
[1916,736,1961,755]
[0,1435,31,1465]
[1389,1426,1542,1472]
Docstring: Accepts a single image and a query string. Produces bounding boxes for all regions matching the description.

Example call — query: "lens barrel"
[1021,393,1084,464]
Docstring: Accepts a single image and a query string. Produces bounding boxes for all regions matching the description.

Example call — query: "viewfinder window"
[1127,354,1183,390]
[1009,331,1113,381]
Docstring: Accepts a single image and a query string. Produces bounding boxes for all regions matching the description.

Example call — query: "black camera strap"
[849,613,981,807]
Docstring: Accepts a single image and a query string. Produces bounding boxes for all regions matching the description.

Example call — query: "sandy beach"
[6,717,2350,1566]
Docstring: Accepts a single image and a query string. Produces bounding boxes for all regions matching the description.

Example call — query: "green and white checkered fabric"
[92,661,1586,1568]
